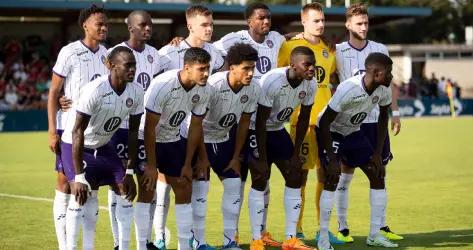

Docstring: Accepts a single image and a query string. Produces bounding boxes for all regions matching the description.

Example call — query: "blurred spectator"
[438,76,446,97]
[4,84,18,110]
[428,73,438,98]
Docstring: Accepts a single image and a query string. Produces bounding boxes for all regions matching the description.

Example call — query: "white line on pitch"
[0,193,109,210]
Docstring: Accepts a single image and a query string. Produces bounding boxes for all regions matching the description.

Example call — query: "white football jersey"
[251,67,316,131]
[181,71,261,143]
[141,69,211,143]
[213,30,285,81]
[110,42,160,129]
[61,75,144,148]
[317,74,392,136]
[158,40,224,73]
[52,40,109,130]
[336,40,390,123]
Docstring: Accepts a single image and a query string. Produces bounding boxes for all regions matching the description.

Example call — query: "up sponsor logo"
[104,117,122,132]
[256,56,271,74]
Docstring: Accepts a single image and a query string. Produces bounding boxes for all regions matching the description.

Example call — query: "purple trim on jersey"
[109,75,125,96]
[243,111,255,115]
[80,39,100,54]
[348,40,369,52]
[192,111,206,117]
[177,71,198,92]
[227,72,243,94]
[60,142,125,186]
[55,129,65,172]
[145,108,161,116]
[52,69,66,78]
[125,41,145,53]
[130,112,144,118]
[76,110,92,118]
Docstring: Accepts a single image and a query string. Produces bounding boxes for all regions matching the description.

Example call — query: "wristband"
[126,169,134,175]
[74,173,91,191]
[392,110,400,117]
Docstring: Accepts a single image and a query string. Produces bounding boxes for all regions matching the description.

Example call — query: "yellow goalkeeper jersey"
[277,38,336,126]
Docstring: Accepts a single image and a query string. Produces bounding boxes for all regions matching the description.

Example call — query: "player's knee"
[251,178,267,192]
[173,183,192,204]
[136,187,155,203]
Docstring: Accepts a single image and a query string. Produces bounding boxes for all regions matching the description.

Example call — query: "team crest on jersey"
[147,55,153,63]
[192,94,200,103]
[266,40,274,48]
[126,98,133,108]
[298,91,307,99]
[101,55,106,64]
[240,94,249,103]
[372,96,379,104]
[322,49,329,58]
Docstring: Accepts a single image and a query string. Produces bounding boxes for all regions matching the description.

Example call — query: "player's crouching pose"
[60,46,144,250]
[179,43,260,250]
[316,52,398,250]
[247,46,317,250]
[141,47,212,250]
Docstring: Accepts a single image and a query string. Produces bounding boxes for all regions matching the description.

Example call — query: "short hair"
[301,2,324,16]
[78,4,108,28]
[186,5,212,20]
[126,10,150,25]
[245,3,270,20]
[108,46,133,63]
[184,47,211,65]
[226,43,258,66]
[346,3,368,20]
[290,46,315,59]
[365,52,393,68]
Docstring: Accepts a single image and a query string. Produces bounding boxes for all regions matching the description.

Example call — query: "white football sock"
[108,189,119,248]
[248,188,265,240]
[369,189,387,238]
[82,191,98,250]
[236,180,246,234]
[154,181,171,241]
[335,173,353,231]
[135,202,151,250]
[262,183,270,232]
[53,190,69,250]
[222,178,241,245]
[175,203,193,250]
[66,195,84,250]
[284,186,301,239]
[117,195,134,250]
[381,176,387,228]
[148,194,157,242]
[192,180,209,247]
[319,190,335,242]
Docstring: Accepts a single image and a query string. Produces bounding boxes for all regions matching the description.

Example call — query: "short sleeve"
[76,83,98,116]
[144,79,167,115]
[158,46,173,72]
[243,83,261,114]
[327,83,350,112]
[379,87,392,107]
[130,88,145,116]
[191,87,211,117]
[302,80,316,106]
[258,75,279,108]
[52,47,73,78]
[213,50,225,71]
[152,49,161,77]
[213,32,239,56]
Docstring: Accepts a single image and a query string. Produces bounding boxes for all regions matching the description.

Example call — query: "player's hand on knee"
[59,95,72,111]
[194,158,211,180]
[123,172,137,202]
[143,165,158,191]
[223,158,241,176]
[391,116,401,136]
[48,132,60,154]
[73,173,91,206]
[180,164,193,183]
[169,36,184,46]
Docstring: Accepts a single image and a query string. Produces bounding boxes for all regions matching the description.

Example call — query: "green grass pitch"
[1,117,473,249]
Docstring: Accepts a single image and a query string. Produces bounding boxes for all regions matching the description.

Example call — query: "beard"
[351,30,366,41]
